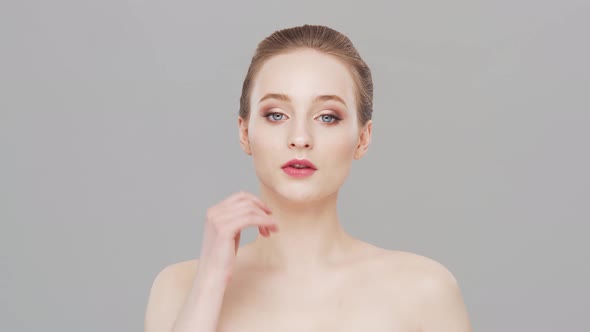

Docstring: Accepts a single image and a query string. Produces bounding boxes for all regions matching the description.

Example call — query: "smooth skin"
[144,48,472,332]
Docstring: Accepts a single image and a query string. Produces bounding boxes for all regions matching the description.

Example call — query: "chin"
[257,167,344,202]
[273,180,340,204]
[279,188,321,203]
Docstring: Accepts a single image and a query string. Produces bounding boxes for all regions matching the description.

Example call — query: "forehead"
[250,49,356,108]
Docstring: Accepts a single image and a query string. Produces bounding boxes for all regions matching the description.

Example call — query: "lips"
[281,158,317,170]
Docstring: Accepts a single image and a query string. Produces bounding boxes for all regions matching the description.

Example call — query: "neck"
[250,183,355,272]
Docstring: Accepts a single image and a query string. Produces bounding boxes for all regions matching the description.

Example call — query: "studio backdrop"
[1,1,588,331]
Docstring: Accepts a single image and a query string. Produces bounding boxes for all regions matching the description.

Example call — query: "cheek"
[249,130,281,162]
[325,132,358,160]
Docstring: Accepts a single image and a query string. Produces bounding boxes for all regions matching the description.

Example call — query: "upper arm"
[144,262,194,332]
[413,260,473,332]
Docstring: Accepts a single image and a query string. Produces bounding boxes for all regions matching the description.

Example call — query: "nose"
[289,138,311,149]
[288,119,313,150]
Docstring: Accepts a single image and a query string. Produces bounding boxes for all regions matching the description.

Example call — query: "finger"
[232,191,273,215]
[259,226,269,237]
[224,210,278,233]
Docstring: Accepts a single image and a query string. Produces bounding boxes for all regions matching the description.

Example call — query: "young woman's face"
[239,48,371,203]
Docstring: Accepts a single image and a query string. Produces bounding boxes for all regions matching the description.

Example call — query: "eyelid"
[263,110,340,118]
[263,110,342,124]
[262,106,341,115]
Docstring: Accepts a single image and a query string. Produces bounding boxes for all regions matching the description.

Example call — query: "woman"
[144,24,472,332]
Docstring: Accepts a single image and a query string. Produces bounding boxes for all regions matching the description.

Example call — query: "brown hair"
[238,24,373,128]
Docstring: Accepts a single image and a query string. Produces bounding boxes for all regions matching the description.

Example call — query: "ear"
[238,116,252,155]
[354,120,372,160]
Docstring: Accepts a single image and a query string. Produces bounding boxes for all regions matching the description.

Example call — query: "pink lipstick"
[281,158,317,178]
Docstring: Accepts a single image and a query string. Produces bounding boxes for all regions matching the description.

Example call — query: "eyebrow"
[258,93,347,107]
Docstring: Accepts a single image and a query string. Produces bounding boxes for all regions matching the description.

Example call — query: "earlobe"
[354,144,368,159]
[238,116,252,155]
[354,120,372,160]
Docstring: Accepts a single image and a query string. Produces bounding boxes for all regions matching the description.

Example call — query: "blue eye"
[264,112,285,122]
[320,114,340,123]
[262,112,342,124]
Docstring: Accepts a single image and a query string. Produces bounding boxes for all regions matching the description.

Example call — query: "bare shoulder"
[144,259,199,332]
[381,250,459,286]
[375,249,472,331]
[160,259,200,285]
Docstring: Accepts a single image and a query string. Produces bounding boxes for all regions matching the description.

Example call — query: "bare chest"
[214,270,416,332]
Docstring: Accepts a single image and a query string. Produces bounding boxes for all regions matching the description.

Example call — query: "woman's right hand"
[196,191,279,285]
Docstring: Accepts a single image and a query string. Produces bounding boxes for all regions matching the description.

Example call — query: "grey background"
[1,0,588,331]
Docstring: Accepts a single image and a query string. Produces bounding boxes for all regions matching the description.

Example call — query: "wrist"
[193,264,230,290]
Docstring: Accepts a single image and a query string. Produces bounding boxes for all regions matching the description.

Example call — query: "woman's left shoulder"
[372,248,461,291]
[366,247,472,331]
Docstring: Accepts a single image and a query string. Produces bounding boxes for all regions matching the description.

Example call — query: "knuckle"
[246,207,259,217]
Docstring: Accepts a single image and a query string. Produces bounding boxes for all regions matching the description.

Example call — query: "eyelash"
[262,111,342,125]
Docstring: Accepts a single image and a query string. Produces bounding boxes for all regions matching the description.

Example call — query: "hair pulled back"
[239,24,373,128]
